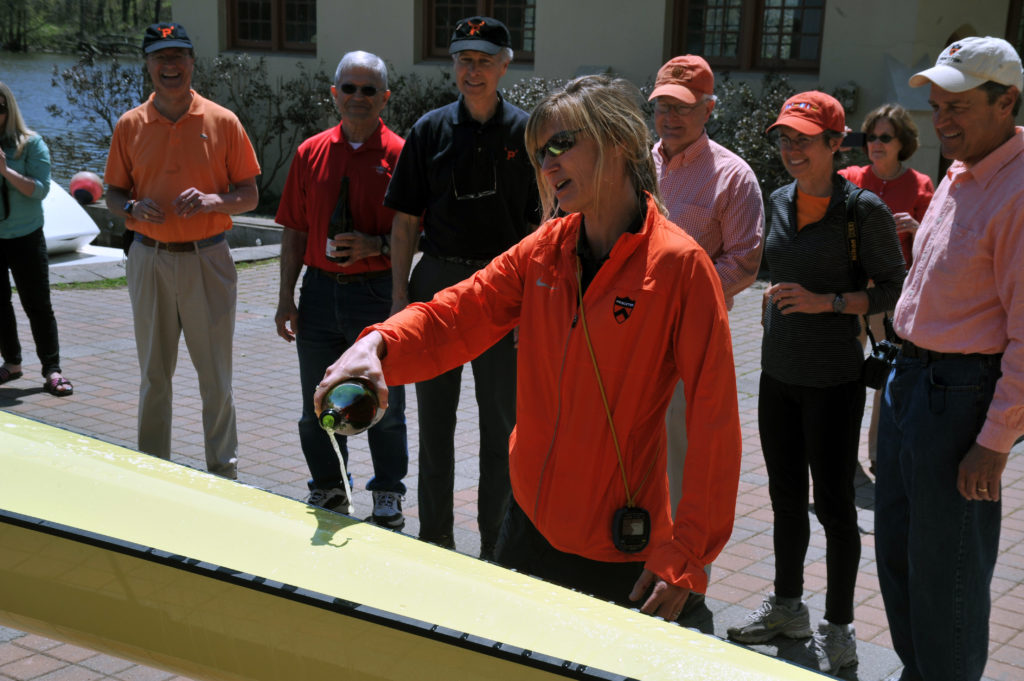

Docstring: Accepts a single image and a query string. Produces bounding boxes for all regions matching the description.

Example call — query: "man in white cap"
[875,36,1024,681]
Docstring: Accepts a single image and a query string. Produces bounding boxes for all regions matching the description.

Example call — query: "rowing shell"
[0,411,822,680]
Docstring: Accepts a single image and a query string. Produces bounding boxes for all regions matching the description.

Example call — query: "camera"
[863,339,899,389]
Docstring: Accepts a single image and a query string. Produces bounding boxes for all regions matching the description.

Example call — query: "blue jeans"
[876,352,1003,681]
[409,254,515,554]
[0,227,61,376]
[296,269,408,494]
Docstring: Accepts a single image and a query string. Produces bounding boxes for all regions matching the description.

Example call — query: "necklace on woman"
[873,163,904,181]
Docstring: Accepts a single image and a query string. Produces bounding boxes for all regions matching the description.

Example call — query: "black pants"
[495,499,647,607]
[757,371,864,625]
[409,253,515,555]
[0,227,61,376]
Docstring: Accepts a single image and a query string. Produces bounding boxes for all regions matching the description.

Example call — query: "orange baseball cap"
[649,55,714,104]
[767,91,845,135]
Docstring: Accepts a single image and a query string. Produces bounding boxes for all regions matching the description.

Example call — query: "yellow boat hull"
[0,411,822,680]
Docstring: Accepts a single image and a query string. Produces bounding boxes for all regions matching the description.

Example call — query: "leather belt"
[425,252,492,269]
[136,233,225,252]
[900,340,989,363]
[313,267,391,285]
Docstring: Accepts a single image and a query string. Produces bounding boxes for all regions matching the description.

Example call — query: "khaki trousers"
[127,238,238,478]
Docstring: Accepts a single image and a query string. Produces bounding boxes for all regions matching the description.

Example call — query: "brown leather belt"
[313,266,391,285]
[136,233,225,252]
[900,340,987,363]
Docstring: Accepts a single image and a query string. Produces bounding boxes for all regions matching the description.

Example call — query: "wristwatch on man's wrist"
[832,293,847,314]
[122,199,136,217]
[379,234,391,256]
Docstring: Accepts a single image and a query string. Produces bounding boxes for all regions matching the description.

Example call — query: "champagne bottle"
[318,378,382,436]
[325,176,354,263]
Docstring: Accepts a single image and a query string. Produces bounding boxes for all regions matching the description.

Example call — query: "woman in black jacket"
[727,91,905,674]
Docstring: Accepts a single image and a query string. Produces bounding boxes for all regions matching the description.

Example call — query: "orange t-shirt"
[796,188,830,230]
[105,91,261,242]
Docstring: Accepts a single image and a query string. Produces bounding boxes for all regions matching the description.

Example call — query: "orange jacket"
[368,196,741,592]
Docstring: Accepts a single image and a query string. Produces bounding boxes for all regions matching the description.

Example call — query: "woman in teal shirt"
[0,81,72,395]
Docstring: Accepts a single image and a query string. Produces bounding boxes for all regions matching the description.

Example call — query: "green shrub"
[501,76,567,113]
[47,53,335,209]
[383,66,458,137]
[190,54,335,206]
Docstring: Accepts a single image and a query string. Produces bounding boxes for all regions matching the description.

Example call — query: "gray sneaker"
[813,621,858,673]
[306,487,350,513]
[727,593,813,643]
[369,491,405,529]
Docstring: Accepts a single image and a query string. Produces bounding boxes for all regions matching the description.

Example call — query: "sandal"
[43,374,73,397]
[0,367,23,385]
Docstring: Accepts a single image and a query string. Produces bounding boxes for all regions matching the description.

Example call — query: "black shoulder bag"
[845,189,898,389]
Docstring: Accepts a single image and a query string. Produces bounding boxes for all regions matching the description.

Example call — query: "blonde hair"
[524,75,666,222]
[0,82,37,159]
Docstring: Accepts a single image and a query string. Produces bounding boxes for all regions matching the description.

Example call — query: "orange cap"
[649,55,714,104]
[767,91,845,135]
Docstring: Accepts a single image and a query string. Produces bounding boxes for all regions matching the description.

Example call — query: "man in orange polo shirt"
[105,22,260,479]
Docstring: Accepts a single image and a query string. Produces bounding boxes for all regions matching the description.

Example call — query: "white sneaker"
[813,621,858,673]
[727,593,813,643]
[306,487,350,513]
[368,491,405,529]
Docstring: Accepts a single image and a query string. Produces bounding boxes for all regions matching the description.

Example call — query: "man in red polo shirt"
[274,51,409,528]
[105,22,260,479]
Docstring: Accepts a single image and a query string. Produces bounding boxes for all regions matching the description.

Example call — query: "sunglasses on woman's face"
[339,83,379,97]
[534,129,583,165]
[867,134,896,144]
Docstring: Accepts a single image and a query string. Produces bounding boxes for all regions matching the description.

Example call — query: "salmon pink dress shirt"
[653,132,764,308]
[894,127,1024,452]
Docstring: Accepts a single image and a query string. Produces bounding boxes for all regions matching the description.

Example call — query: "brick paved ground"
[2,251,1022,681]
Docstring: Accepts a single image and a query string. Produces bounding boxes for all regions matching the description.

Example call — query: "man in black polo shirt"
[385,16,540,559]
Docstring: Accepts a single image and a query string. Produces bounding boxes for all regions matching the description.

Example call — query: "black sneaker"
[307,487,350,514]
[367,491,405,529]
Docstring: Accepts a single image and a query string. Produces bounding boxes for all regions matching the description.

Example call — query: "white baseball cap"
[910,36,1023,92]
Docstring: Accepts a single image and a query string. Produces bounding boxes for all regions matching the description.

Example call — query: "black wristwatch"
[379,235,391,256]
[122,199,136,217]
[832,293,847,314]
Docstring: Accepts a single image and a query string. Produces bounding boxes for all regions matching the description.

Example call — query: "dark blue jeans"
[409,254,515,554]
[296,269,407,494]
[758,372,864,625]
[876,352,1002,681]
[0,226,61,376]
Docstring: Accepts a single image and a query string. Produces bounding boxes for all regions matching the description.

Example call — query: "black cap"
[448,16,511,55]
[143,22,193,54]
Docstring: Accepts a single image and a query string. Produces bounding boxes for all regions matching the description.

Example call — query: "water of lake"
[0,52,126,185]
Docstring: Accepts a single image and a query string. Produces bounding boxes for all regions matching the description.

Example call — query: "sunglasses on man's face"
[339,83,379,97]
[0,105,7,115]
[534,129,583,165]
[867,133,897,144]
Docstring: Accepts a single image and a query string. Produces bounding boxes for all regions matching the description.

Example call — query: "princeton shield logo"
[613,296,635,324]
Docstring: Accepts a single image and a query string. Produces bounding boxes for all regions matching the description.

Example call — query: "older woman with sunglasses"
[726,92,904,672]
[839,103,934,269]
[315,75,741,623]
[0,81,73,396]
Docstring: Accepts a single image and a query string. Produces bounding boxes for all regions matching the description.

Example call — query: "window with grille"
[424,0,536,62]
[229,0,316,52]
[673,0,824,71]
